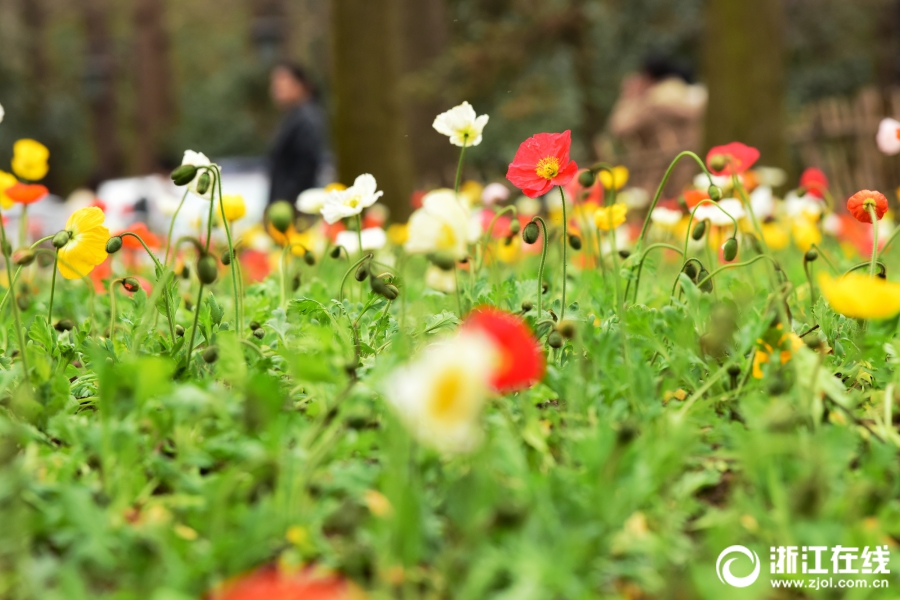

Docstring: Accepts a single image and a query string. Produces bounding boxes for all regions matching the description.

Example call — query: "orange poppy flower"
[5,183,49,205]
[117,222,161,249]
[846,190,888,223]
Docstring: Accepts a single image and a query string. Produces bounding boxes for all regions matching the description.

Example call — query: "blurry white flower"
[0,102,4,124]
[335,227,387,254]
[754,166,787,188]
[405,189,471,260]
[695,199,744,226]
[877,118,900,155]
[181,150,215,199]
[618,187,650,210]
[515,195,542,217]
[384,332,496,453]
[650,206,682,227]
[749,185,774,219]
[481,182,510,206]
[425,264,457,293]
[822,212,842,236]
[784,190,824,220]
[432,101,489,147]
[694,173,732,190]
[297,188,329,214]
[321,174,383,224]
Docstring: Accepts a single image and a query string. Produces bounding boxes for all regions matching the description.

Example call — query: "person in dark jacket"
[268,64,329,205]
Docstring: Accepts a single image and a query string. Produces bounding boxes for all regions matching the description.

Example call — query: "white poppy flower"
[695,199,744,227]
[754,166,787,187]
[432,101,489,147]
[650,206,683,227]
[481,182,510,206]
[877,118,900,155]
[181,150,216,199]
[384,332,497,453]
[784,190,824,220]
[693,173,732,190]
[619,187,650,209]
[749,185,774,219]
[405,189,471,260]
[335,227,387,254]
[297,188,329,214]
[320,174,383,224]
[425,264,457,293]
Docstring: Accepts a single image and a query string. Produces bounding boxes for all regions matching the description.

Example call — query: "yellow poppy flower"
[220,194,246,222]
[818,272,900,320]
[761,222,789,250]
[594,202,628,231]
[11,139,49,181]
[56,207,109,279]
[460,180,483,207]
[0,170,17,209]
[598,165,629,190]
[387,223,409,246]
[791,218,821,252]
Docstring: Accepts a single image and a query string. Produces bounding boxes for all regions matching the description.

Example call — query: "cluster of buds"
[683,260,713,293]
[547,320,576,349]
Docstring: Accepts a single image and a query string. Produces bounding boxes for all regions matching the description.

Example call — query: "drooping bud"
[691,220,707,240]
[170,164,198,186]
[106,236,123,254]
[708,154,726,172]
[698,268,713,293]
[250,321,260,331]
[683,262,698,280]
[355,263,369,282]
[253,328,265,340]
[558,321,576,339]
[723,237,738,262]
[221,249,232,265]
[428,251,456,271]
[522,221,540,244]
[292,273,301,291]
[578,170,595,188]
[54,319,74,332]
[196,172,211,196]
[11,248,35,266]
[804,249,818,262]
[381,284,400,300]
[329,246,342,259]
[303,251,316,266]
[708,185,722,201]
[175,324,185,337]
[197,254,219,284]
[568,234,582,250]
[521,300,533,312]
[181,264,191,280]
[52,231,71,249]
[547,330,564,349]
[508,220,521,235]
[202,346,219,363]
[121,278,140,293]
[268,200,294,233]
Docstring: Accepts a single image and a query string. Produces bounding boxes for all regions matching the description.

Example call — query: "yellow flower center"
[436,223,457,250]
[429,366,466,422]
[345,196,360,208]
[535,156,560,180]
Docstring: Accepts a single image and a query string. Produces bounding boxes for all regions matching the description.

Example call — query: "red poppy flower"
[705,142,760,176]
[563,169,604,205]
[799,168,829,198]
[847,190,888,223]
[462,307,544,393]
[506,131,578,198]
[118,222,161,249]
[209,564,357,600]
[239,249,270,283]
[681,189,709,209]
[5,183,49,205]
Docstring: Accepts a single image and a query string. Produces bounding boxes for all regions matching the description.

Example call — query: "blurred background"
[1,0,900,221]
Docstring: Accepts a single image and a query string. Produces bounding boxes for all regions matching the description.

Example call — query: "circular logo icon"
[716,545,761,588]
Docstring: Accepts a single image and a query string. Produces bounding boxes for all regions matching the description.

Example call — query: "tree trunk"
[703,0,788,169]
[134,0,175,174]
[331,0,415,221]
[81,0,123,179]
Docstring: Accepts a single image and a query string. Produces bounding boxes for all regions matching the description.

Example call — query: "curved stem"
[531,217,549,318]
[339,253,373,303]
[47,249,58,323]
[164,189,190,264]
[120,231,175,341]
[681,199,739,260]
[809,243,838,274]
[209,165,242,332]
[185,189,217,366]
[558,186,568,322]
[637,151,715,246]
[844,260,886,276]
[694,255,782,291]
[628,243,684,304]
[867,206,879,277]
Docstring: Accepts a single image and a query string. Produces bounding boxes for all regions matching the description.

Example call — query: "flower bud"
[708,185,722,201]
[558,321,576,339]
[221,249,232,265]
[12,249,35,266]
[698,268,713,293]
[723,237,738,262]
[292,273,301,291]
[691,220,706,240]
[522,221,540,244]
[303,251,316,266]
[106,236,123,254]
[197,254,218,284]
[568,234,582,250]
[175,324,185,337]
[508,220,521,235]
[428,251,457,271]
[54,319,74,332]
[382,284,400,300]
[503,235,514,247]
[52,231,71,249]
[727,364,741,378]
[196,172,211,196]
[355,263,369,282]
[683,262,698,280]
[202,346,218,363]
[268,200,294,233]
[253,327,265,339]
[121,277,140,293]
[250,321,260,331]
[804,249,818,262]
[181,264,191,280]
[16,294,29,311]
[521,300,533,312]
[578,170,595,188]
[547,330,564,349]
[330,246,342,259]
[708,155,726,172]
[171,164,198,186]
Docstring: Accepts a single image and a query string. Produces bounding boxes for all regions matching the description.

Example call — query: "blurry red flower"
[506,131,578,198]
[118,222,161,249]
[563,169,604,205]
[681,189,709,209]
[410,189,427,210]
[239,249,270,283]
[705,142,760,176]
[462,307,544,393]
[846,190,888,223]
[5,183,49,205]
[209,564,359,600]
[799,168,829,198]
